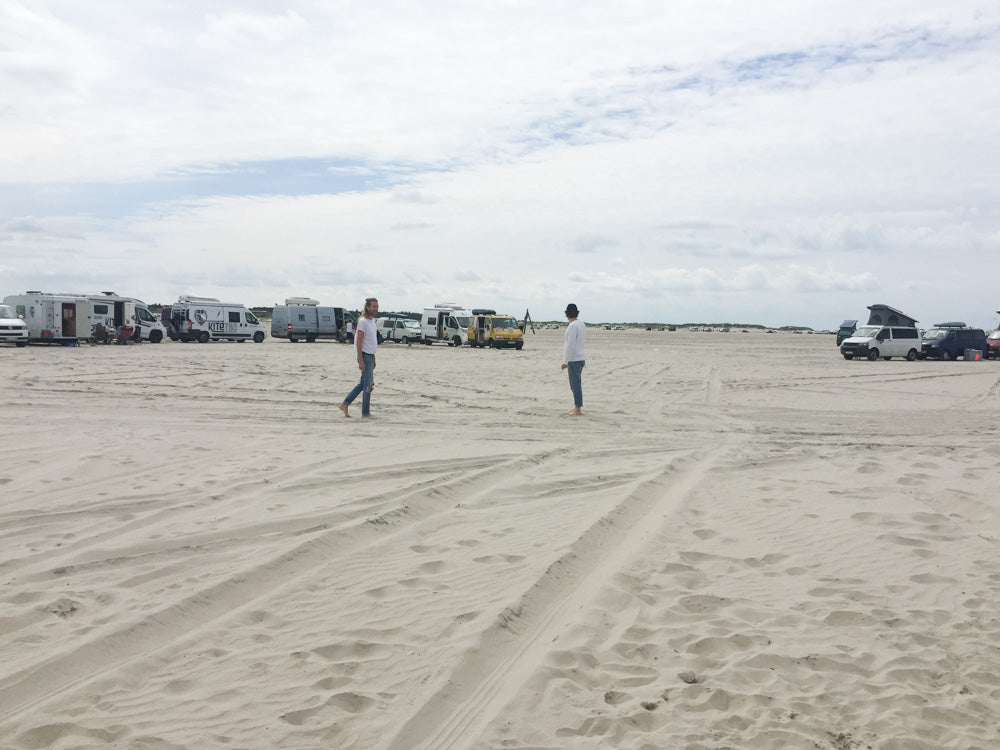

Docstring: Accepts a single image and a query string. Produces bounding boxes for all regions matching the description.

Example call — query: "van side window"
[297,314,305,321]
[229,312,241,323]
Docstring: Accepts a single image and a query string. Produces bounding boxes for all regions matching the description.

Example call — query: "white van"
[0,304,29,347]
[88,292,166,343]
[840,325,920,361]
[2,292,91,344]
[271,298,353,343]
[421,303,471,346]
[162,295,266,343]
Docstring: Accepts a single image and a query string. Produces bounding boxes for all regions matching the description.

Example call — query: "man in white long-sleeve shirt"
[561,302,586,416]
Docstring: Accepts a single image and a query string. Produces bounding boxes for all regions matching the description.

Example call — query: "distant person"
[339,298,379,418]
[561,303,585,416]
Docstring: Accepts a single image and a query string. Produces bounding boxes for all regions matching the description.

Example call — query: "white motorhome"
[421,303,471,346]
[88,291,166,343]
[2,292,91,344]
[162,295,266,343]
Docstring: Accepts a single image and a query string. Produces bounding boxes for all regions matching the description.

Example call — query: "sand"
[1,328,999,749]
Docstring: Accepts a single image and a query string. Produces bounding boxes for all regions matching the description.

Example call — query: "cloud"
[1,1,999,329]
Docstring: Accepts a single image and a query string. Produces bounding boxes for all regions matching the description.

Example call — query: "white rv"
[2,292,91,344]
[88,292,166,343]
[162,295,266,343]
[421,303,471,346]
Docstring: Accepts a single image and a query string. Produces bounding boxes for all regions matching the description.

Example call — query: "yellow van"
[467,309,524,349]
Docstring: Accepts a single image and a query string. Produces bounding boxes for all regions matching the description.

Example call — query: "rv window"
[94,304,109,314]
[427,315,436,324]
[297,314,306,321]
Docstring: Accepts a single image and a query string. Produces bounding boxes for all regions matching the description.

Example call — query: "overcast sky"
[2,1,998,328]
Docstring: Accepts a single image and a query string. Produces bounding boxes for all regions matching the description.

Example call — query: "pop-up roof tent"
[866,304,918,327]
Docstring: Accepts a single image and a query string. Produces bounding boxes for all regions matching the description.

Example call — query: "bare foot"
[339,403,351,418]
[362,413,376,419]
[564,407,583,416]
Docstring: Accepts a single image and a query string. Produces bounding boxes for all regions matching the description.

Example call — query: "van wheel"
[843,353,853,360]
[253,331,265,343]
[906,349,917,361]
[198,331,210,344]
[515,342,523,350]
[866,348,879,361]
[149,330,163,344]
[489,338,497,348]
[942,350,953,361]
[289,337,298,343]
[453,336,462,347]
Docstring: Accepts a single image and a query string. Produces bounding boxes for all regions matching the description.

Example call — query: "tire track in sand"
[0,452,548,723]
[383,441,731,750]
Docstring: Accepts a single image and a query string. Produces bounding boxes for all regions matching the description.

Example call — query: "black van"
[919,323,987,360]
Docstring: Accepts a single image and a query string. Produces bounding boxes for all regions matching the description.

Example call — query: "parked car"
[985,329,1000,359]
[919,324,987,360]
[840,325,920,360]
[0,304,29,347]
[379,317,422,343]
[836,319,858,345]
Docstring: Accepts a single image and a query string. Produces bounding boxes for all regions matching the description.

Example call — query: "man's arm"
[355,328,365,370]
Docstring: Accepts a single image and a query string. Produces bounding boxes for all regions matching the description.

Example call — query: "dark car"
[836,319,857,346]
[919,323,987,360]
[985,329,1000,359]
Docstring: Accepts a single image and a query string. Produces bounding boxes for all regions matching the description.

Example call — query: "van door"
[61,303,77,337]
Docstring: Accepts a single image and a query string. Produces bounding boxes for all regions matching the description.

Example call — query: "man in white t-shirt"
[339,297,379,418]
[561,302,585,416]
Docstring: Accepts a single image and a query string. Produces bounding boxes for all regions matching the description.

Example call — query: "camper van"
[0,304,29,347]
[162,295,266,343]
[88,292,166,343]
[467,309,524,349]
[421,303,471,346]
[2,292,91,344]
[271,298,353,342]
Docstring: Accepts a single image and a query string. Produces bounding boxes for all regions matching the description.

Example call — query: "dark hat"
[565,303,579,316]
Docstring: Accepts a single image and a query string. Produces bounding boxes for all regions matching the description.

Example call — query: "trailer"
[2,292,91,344]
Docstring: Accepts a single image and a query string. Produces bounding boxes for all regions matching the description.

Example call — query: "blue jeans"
[344,353,374,415]
[567,360,584,408]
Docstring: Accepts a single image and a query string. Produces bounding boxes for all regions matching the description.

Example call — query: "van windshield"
[989,330,1000,340]
[922,329,949,340]
[853,326,881,338]
[0,305,17,318]
[456,316,470,328]
[492,317,518,329]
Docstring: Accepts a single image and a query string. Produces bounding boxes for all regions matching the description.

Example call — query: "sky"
[2,1,999,329]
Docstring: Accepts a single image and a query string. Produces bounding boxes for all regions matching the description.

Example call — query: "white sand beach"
[1,328,999,749]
